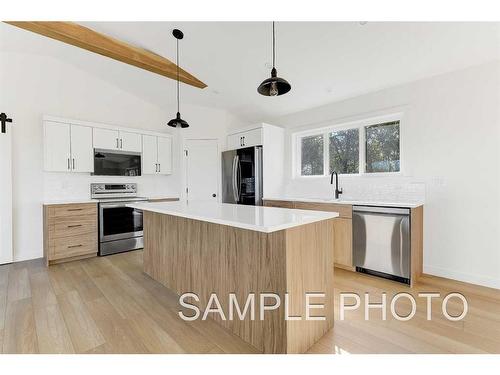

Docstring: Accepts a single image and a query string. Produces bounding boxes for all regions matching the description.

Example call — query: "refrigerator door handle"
[232,155,239,202]
[236,155,241,201]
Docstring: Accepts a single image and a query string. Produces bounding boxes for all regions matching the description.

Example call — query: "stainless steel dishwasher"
[353,206,411,285]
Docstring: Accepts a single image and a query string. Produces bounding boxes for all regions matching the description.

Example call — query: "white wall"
[1,51,233,262]
[271,61,500,289]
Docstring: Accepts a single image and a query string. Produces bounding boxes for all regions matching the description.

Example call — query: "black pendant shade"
[257,68,291,96]
[167,29,189,128]
[167,112,189,128]
[258,22,291,96]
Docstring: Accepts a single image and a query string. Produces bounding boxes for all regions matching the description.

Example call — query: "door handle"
[120,139,123,149]
[158,163,160,173]
[155,163,158,173]
[116,138,119,148]
[242,136,245,146]
[72,158,75,170]
[67,158,70,170]
[232,155,238,202]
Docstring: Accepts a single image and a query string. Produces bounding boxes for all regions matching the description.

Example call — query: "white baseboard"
[424,265,500,290]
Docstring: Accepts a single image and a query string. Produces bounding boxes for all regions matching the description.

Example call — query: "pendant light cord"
[176,37,180,113]
[272,21,276,68]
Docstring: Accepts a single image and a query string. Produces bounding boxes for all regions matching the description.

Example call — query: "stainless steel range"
[91,183,148,256]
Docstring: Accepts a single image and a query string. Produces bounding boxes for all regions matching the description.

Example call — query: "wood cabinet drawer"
[293,202,352,218]
[263,200,294,209]
[51,233,97,260]
[52,203,97,218]
[52,216,97,238]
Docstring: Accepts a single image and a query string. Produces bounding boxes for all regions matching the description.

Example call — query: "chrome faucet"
[330,171,343,199]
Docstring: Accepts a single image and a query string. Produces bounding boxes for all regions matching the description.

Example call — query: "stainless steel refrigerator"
[222,146,263,206]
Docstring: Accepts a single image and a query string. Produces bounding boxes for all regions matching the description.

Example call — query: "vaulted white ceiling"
[1,22,499,122]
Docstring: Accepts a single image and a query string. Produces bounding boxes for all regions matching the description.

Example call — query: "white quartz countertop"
[263,196,424,208]
[43,199,98,205]
[43,196,179,205]
[127,201,339,233]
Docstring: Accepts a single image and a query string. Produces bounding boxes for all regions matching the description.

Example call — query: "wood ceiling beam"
[4,21,207,89]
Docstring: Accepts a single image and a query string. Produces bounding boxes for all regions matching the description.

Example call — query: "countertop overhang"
[127,201,339,233]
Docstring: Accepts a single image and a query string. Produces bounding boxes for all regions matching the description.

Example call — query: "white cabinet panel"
[142,135,158,175]
[240,128,262,148]
[227,133,243,150]
[157,136,172,175]
[227,127,262,150]
[70,125,94,173]
[44,121,71,172]
[120,131,142,152]
[93,127,119,150]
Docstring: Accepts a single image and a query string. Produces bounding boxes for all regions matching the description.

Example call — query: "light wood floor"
[0,250,499,354]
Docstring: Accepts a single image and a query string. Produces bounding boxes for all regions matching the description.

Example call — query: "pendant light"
[167,29,189,128]
[257,22,291,96]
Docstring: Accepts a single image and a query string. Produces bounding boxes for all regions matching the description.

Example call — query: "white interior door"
[0,115,13,264]
[185,139,219,202]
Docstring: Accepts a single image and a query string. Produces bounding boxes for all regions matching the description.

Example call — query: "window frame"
[293,113,403,179]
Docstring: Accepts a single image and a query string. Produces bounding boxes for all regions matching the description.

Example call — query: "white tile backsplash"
[43,172,179,201]
[284,175,426,204]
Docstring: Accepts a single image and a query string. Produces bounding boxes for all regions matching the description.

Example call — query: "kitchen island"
[128,201,338,354]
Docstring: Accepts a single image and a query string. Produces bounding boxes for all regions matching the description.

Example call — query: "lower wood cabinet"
[43,202,98,265]
[332,218,353,270]
[263,199,354,270]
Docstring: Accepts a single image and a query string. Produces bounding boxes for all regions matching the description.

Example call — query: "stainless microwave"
[92,149,141,176]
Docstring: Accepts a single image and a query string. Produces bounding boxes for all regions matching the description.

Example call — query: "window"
[295,116,401,177]
[365,121,400,173]
[329,128,359,174]
[301,134,324,176]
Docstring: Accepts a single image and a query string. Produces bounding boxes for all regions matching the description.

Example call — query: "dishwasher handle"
[353,205,410,215]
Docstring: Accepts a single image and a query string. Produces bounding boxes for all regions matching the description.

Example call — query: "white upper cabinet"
[157,136,172,175]
[142,134,172,175]
[119,131,142,153]
[93,127,119,150]
[44,121,71,172]
[93,127,142,152]
[227,127,263,150]
[142,135,158,175]
[43,121,93,173]
[70,125,94,173]
[43,116,172,176]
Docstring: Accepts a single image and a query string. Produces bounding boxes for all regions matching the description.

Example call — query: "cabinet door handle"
[67,208,83,212]
[67,224,82,228]
[68,244,83,249]
[72,158,75,170]
[67,158,70,170]
[120,139,123,149]
[155,163,158,173]
[243,136,245,146]
[116,138,119,148]
[158,163,161,173]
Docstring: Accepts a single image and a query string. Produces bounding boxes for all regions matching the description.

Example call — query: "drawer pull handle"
[67,208,83,211]
[68,244,83,248]
[67,224,82,228]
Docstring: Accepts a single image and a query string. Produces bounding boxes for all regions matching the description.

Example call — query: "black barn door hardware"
[0,113,12,134]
